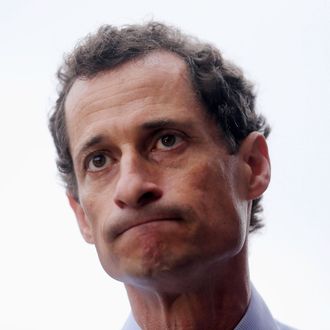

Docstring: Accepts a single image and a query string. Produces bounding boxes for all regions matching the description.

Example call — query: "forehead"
[65,51,196,118]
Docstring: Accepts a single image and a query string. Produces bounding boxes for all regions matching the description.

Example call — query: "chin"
[108,249,221,293]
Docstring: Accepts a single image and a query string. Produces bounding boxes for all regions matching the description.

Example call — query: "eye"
[155,134,183,150]
[86,153,112,172]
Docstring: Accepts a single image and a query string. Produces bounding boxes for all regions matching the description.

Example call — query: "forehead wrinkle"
[69,76,194,132]
[79,84,167,118]
[67,73,185,122]
[66,51,194,118]
[66,78,135,119]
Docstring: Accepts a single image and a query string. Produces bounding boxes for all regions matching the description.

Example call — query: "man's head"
[49,22,271,288]
[49,22,270,233]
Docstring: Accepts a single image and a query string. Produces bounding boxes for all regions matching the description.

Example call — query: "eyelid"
[83,150,113,172]
[152,130,187,150]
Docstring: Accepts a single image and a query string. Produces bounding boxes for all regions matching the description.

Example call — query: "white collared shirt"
[121,285,297,330]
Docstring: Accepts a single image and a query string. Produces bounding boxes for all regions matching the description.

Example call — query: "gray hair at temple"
[49,21,270,233]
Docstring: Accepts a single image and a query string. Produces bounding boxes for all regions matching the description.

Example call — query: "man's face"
[65,52,251,287]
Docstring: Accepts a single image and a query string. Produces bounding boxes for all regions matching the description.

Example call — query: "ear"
[67,192,95,244]
[239,132,271,200]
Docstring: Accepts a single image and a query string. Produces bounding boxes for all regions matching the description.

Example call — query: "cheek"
[80,193,120,276]
[79,188,112,243]
[167,158,247,253]
[167,157,231,212]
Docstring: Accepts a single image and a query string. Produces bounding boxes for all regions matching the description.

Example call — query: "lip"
[112,215,182,238]
[126,218,179,232]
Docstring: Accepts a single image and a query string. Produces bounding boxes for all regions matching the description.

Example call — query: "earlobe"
[67,192,95,244]
[240,132,271,200]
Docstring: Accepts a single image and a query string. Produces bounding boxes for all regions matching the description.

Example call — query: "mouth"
[125,218,180,233]
[111,211,183,239]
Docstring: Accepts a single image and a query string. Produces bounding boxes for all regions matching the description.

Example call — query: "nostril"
[115,199,126,209]
[137,190,161,206]
[114,177,163,209]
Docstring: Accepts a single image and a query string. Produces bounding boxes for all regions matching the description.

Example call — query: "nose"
[113,153,163,209]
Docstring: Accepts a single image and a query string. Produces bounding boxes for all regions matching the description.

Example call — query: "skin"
[65,51,271,329]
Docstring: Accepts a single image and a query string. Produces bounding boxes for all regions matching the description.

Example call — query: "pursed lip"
[111,212,182,239]
[127,217,179,232]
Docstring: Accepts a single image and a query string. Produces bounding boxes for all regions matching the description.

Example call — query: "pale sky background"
[0,0,329,329]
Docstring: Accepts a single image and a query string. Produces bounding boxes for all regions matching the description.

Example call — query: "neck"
[125,247,250,330]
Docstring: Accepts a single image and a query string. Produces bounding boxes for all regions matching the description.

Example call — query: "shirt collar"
[121,284,280,330]
[234,284,279,330]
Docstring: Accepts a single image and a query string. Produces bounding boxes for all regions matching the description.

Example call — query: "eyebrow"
[75,118,195,160]
[76,135,106,161]
[141,118,193,131]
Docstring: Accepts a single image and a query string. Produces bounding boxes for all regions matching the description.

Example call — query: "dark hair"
[49,21,270,233]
